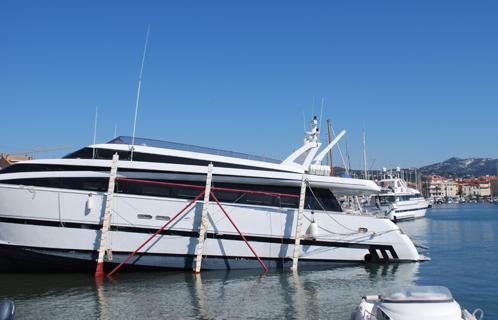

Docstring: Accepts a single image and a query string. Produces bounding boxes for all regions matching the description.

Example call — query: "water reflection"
[401,204,498,318]
[2,205,497,319]
[193,274,209,320]
[0,263,419,319]
[95,277,108,320]
[288,271,306,319]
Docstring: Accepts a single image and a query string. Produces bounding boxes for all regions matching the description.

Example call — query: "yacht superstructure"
[0,118,424,271]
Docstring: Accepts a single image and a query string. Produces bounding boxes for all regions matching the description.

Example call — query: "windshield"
[381,286,453,303]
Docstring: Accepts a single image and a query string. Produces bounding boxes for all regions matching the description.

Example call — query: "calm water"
[1,204,496,319]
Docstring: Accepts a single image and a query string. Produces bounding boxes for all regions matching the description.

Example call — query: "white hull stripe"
[0,216,398,258]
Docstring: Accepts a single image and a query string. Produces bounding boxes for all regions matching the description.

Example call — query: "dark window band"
[63,147,288,172]
[0,178,342,212]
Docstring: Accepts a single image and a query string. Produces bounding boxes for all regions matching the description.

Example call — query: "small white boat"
[366,171,428,222]
[351,286,483,320]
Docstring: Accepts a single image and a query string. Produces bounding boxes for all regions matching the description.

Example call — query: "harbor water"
[1,204,496,319]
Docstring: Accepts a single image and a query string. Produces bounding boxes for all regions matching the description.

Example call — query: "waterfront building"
[458,176,492,199]
[424,175,495,200]
[491,176,497,197]
[425,175,458,200]
[460,183,480,199]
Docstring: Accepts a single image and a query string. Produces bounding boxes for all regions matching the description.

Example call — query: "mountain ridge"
[419,157,498,177]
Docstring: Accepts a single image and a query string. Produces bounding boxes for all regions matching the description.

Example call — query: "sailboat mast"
[330,121,350,176]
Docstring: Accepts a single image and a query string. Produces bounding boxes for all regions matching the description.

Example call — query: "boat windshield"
[107,136,281,164]
[377,195,396,204]
[381,286,453,303]
[379,181,395,189]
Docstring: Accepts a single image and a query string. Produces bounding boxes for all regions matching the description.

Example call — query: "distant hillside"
[419,157,498,177]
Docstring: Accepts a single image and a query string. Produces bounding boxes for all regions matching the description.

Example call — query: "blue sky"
[1,1,497,169]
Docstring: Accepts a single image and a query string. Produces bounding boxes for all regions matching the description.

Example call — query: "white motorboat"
[0,118,424,271]
[368,171,429,222]
[351,286,483,320]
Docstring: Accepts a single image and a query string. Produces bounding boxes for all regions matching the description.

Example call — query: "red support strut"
[105,176,283,276]
[107,191,205,277]
[210,192,269,273]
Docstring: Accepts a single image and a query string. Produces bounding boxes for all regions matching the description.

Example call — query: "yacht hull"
[0,244,367,272]
[0,183,422,272]
[388,207,427,222]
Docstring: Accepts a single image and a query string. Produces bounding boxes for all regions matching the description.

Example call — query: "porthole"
[137,214,153,220]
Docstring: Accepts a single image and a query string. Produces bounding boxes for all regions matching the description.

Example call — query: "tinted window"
[378,196,396,205]
[117,180,341,211]
[246,193,274,205]
[1,178,108,192]
[1,177,342,212]
[63,147,286,172]
[0,163,110,174]
[64,147,131,160]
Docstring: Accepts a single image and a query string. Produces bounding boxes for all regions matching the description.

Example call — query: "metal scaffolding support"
[291,174,307,271]
[95,153,119,277]
[103,163,299,276]
[194,163,214,274]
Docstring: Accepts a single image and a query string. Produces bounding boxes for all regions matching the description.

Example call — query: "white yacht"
[370,171,429,222]
[0,119,424,271]
[351,286,483,320]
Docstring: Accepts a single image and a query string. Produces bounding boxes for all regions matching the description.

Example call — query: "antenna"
[114,124,117,138]
[130,24,151,161]
[329,120,350,176]
[311,96,315,120]
[318,97,324,140]
[92,106,98,159]
[362,128,368,180]
[369,158,376,170]
[302,110,306,131]
[326,119,333,176]
[345,140,352,176]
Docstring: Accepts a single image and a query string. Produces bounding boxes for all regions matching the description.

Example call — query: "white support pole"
[95,153,119,277]
[292,174,307,271]
[194,163,214,273]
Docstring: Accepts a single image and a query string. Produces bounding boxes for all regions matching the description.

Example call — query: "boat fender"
[0,299,15,320]
[86,193,93,212]
[305,212,319,240]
